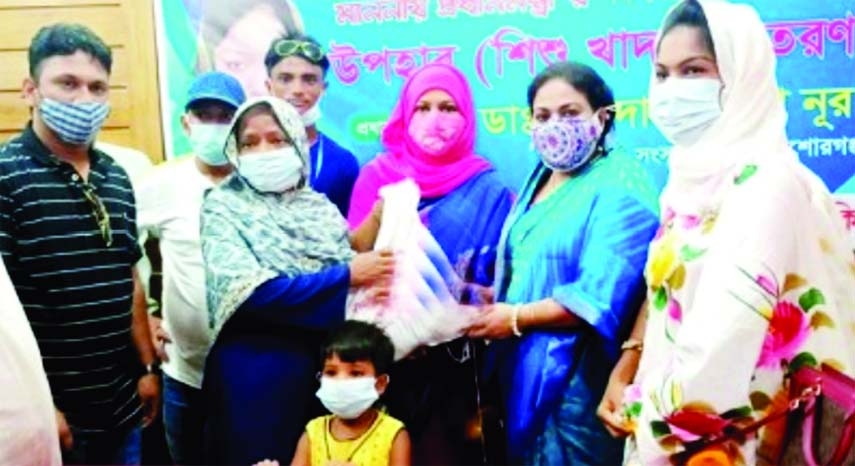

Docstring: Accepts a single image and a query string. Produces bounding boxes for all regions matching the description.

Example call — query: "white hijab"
[655,0,798,214]
[629,3,855,463]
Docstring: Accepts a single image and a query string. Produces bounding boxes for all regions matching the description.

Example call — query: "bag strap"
[671,386,817,464]
[795,364,855,466]
[671,363,855,465]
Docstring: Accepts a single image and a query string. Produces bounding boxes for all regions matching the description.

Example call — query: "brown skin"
[653,25,721,83]
[23,50,160,445]
[287,355,411,466]
[530,77,610,205]
[596,302,647,436]
[595,24,723,438]
[22,50,110,181]
[414,89,459,114]
[132,268,160,426]
[266,55,325,144]
[466,77,610,340]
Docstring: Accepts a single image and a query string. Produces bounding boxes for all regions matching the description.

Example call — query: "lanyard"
[312,137,325,186]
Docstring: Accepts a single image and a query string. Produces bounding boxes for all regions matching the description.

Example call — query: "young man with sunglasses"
[0,24,159,465]
[137,71,246,465]
[264,33,360,217]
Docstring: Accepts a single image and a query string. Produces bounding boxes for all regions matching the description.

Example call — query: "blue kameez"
[202,267,350,465]
[490,152,659,465]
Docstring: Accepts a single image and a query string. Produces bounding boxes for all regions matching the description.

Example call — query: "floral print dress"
[625,163,855,466]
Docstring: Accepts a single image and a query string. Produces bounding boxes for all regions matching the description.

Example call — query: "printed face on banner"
[212,4,288,97]
[267,55,326,114]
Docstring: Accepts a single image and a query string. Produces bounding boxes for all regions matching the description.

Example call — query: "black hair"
[322,321,395,375]
[659,0,716,57]
[28,23,112,80]
[195,0,303,71]
[185,98,236,114]
[527,61,616,147]
[264,32,330,77]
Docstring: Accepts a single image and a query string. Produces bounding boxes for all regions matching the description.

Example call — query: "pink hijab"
[347,63,492,228]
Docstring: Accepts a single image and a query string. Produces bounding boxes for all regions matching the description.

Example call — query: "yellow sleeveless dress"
[306,411,404,466]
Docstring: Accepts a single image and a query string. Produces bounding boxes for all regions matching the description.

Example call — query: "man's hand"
[138,373,161,427]
[56,408,73,451]
[148,315,171,362]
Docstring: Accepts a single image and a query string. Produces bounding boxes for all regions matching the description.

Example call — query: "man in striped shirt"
[0,23,159,465]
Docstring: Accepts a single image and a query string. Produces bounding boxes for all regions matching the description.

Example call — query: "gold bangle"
[621,339,643,352]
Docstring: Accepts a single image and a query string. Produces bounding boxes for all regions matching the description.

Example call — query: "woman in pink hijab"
[348,63,514,464]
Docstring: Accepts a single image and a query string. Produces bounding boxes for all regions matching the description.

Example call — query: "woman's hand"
[349,249,394,288]
[350,200,385,252]
[596,349,641,437]
[463,283,495,305]
[466,303,515,340]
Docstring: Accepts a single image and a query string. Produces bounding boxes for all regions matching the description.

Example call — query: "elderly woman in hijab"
[595,1,855,465]
[347,63,514,464]
[199,96,393,465]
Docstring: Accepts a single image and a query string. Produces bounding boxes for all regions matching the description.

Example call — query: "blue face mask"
[39,97,110,145]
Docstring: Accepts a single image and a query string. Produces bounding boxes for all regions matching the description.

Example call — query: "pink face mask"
[407,110,465,156]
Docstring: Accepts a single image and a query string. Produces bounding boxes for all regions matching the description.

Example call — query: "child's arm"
[290,432,311,466]
[388,428,411,466]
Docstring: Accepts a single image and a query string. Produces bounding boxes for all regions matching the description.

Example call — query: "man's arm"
[131,266,160,425]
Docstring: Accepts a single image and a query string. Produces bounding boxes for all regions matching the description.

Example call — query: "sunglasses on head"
[273,40,325,63]
[81,183,113,247]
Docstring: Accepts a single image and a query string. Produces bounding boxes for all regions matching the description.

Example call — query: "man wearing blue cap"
[137,71,246,465]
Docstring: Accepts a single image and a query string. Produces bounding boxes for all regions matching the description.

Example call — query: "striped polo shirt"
[0,125,143,432]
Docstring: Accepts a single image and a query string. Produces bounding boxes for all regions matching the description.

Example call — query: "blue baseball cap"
[185,72,247,111]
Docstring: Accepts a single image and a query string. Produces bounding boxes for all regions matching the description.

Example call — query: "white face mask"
[189,123,231,166]
[649,78,723,147]
[237,147,303,193]
[301,102,322,127]
[316,376,379,420]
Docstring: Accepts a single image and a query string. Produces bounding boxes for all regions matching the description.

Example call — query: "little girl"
[256,321,411,466]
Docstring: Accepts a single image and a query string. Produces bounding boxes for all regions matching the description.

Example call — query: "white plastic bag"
[347,179,477,360]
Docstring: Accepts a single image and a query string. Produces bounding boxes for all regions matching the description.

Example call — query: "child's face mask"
[315,376,382,419]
